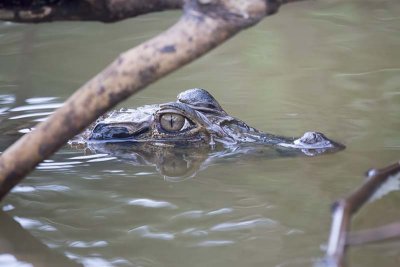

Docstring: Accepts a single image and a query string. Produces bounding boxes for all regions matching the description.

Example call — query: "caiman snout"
[75,88,344,156]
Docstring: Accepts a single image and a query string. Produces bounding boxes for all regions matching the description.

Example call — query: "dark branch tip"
[265,0,281,15]
[330,201,339,213]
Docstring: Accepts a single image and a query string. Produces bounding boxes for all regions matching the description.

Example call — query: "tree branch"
[0,0,184,23]
[325,161,400,267]
[0,0,296,200]
[0,0,307,23]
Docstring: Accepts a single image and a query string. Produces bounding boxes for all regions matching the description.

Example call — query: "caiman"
[74,88,344,155]
[71,88,344,178]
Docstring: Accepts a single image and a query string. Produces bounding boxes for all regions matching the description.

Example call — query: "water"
[0,0,400,266]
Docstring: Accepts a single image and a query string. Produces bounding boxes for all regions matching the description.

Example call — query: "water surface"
[0,0,399,266]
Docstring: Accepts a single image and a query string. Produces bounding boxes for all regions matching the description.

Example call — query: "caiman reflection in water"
[71,88,344,179]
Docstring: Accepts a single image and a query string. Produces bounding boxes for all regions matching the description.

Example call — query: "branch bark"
[325,161,400,267]
[0,0,305,23]
[0,0,303,200]
[0,0,184,23]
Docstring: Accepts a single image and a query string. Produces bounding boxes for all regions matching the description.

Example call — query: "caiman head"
[75,88,344,155]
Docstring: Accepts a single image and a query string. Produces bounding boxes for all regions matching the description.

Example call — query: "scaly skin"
[72,88,345,155]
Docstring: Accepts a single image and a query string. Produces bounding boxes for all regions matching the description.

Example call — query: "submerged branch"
[325,161,400,267]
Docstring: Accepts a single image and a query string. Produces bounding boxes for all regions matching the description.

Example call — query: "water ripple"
[13,216,43,229]
[206,208,233,216]
[128,198,177,209]
[36,185,70,192]
[135,172,156,176]
[39,161,82,166]
[0,254,32,267]
[0,107,8,115]
[69,240,108,248]
[335,68,400,77]
[210,218,277,232]
[39,225,57,232]
[25,97,58,104]
[9,112,53,120]
[69,154,109,160]
[171,207,234,220]
[128,226,175,240]
[181,228,208,237]
[11,184,70,192]
[170,210,204,220]
[195,240,235,247]
[37,161,82,170]
[2,204,15,211]
[87,157,117,163]
[11,186,35,193]
[18,128,34,134]
[10,103,63,112]
[80,257,114,267]
[0,94,15,105]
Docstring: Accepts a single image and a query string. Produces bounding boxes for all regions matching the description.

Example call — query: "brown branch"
[325,161,400,267]
[0,0,297,200]
[0,0,307,23]
[0,0,184,23]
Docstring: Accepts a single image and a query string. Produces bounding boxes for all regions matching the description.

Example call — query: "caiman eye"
[159,113,191,132]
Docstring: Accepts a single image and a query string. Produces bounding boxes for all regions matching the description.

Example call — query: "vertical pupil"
[160,113,185,132]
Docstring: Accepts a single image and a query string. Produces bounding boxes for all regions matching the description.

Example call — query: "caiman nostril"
[90,124,132,140]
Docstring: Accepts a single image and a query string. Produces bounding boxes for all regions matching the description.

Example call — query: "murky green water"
[1,0,400,266]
